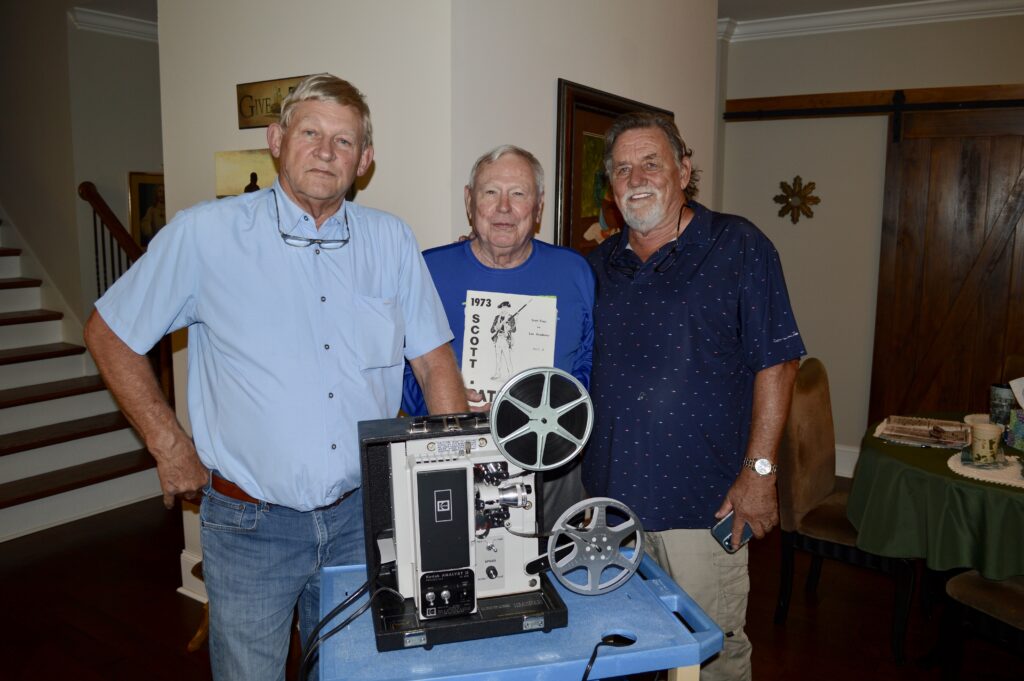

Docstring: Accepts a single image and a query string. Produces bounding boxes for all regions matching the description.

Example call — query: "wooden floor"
[0,496,1018,680]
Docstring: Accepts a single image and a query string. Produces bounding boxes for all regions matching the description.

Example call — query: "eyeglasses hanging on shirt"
[607,202,685,278]
[271,189,351,250]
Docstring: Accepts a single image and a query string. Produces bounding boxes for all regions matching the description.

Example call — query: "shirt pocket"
[352,294,404,370]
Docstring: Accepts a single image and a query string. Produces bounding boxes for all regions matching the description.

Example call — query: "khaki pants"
[645,529,752,681]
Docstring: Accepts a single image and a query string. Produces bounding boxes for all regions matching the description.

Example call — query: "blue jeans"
[200,484,365,681]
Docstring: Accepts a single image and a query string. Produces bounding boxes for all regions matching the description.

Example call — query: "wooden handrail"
[77,180,173,406]
[78,181,143,261]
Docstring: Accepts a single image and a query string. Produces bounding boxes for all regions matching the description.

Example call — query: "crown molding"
[718,0,1024,43]
[68,7,157,43]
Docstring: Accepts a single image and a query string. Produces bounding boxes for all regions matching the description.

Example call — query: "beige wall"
[158,0,718,249]
[0,0,83,317]
[451,0,718,245]
[158,0,454,247]
[721,15,1024,450]
[68,24,163,319]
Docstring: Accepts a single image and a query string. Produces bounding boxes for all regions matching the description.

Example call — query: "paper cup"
[964,413,990,426]
[970,422,1004,464]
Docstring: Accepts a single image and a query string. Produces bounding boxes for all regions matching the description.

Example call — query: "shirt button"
[321,296,326,302]
[303,215,309,221]
[324,344,330,350]
[328,392,334,399]
[315,248,321,255]
[331,444,337,450]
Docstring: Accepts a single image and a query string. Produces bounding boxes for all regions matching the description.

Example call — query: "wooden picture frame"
[128,172,165,248]
[554,79,673,254]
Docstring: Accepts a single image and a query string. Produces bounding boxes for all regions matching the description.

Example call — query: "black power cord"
[580,633,636,681]
[298,585,403,681]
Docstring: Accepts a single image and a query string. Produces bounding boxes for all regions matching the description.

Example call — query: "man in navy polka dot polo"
[583,112,805,681]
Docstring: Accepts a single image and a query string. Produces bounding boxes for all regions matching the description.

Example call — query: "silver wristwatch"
[742,457,778,477]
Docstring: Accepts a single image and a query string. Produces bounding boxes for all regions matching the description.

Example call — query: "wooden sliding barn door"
[868,108,1024,422]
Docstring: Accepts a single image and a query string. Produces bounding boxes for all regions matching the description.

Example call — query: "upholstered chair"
[774,357,916,663]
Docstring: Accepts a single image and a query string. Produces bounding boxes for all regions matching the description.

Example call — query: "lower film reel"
[489,367,593,472]
[547,497,645,595]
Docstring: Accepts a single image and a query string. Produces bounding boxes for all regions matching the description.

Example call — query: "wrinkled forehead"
[611,127,674,162]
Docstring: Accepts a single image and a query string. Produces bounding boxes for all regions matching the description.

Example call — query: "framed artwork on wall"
[554,79,673,255]
[128,171,165,248]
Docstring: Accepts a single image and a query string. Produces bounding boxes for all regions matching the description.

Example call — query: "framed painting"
[554,79,673,254]
[128,172,165,248]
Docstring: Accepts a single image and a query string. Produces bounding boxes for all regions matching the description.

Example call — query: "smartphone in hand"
[711,510,753,553]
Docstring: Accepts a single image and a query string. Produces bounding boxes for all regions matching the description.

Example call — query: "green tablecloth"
[847,428,1024,580]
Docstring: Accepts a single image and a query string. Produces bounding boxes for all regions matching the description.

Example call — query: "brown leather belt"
[210,474,260,504]
[209,474,356,509]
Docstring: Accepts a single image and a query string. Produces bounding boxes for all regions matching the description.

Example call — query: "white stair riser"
[0,469,161,542]
[0,354,88,390]
[0,428,145,483]
[0,390,119,434]
[0,287,40,312]
[0,256,19,278]
[0,319,62,350]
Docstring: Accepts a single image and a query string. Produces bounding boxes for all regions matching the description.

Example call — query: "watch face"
[754,458,772,475]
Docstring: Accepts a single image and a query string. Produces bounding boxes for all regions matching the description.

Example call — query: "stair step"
[0,277,42,290]
[0,411,130,456]
[0,247,22,257]
[0,342,86,366]
[0,309,63,326]
[0,449,154,509]
[0,375,107,409]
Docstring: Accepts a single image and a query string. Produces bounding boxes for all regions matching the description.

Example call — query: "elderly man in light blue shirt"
[84,74,467,681]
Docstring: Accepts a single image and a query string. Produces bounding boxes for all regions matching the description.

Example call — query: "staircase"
[0,223,159,542]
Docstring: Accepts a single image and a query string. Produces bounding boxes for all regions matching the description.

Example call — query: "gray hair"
[603,112,700,200]
[279,73,373,148]
[467,145,545,199]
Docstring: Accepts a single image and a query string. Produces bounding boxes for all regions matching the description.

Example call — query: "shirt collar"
[271,179,347,238]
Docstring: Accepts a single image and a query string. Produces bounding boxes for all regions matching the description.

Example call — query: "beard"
[617,187,669,234]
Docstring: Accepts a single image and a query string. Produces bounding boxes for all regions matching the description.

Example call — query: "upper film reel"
[489,367,593,472]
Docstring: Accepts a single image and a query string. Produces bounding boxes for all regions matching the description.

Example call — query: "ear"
[356,145,374,176]
[464,185,473,224]
[679,156,692,191]
[534,195,545,230]
[267,123,284,158]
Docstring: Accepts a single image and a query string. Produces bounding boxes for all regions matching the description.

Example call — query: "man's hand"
[150,431,210,508]
[466,388,491,412]
[715,471,779,547]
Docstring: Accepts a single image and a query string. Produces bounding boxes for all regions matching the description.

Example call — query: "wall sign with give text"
[236,75,309,129]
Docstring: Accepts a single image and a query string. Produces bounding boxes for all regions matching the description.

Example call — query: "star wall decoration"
[773,176,820,224]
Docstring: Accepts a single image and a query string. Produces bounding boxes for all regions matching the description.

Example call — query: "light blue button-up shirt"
[96,182,452,510]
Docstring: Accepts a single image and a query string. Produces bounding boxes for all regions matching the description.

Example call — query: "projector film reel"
[489,367,593,472]
[546,497,644,596]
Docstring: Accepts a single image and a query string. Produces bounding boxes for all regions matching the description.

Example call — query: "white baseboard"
[836,444,860,478]
[178,549,207,603]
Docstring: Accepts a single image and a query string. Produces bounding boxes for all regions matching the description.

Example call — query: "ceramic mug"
[970,422,1004,464]
[990,383,1015,426]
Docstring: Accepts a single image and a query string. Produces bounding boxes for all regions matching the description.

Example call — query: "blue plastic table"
[318,556,722,681]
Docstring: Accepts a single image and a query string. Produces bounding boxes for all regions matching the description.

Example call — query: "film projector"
[358,367,645,651]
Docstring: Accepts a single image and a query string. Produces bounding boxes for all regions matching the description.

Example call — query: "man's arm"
[408,343,470,414]
[83,310,208,508]
[716,359,799,546]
